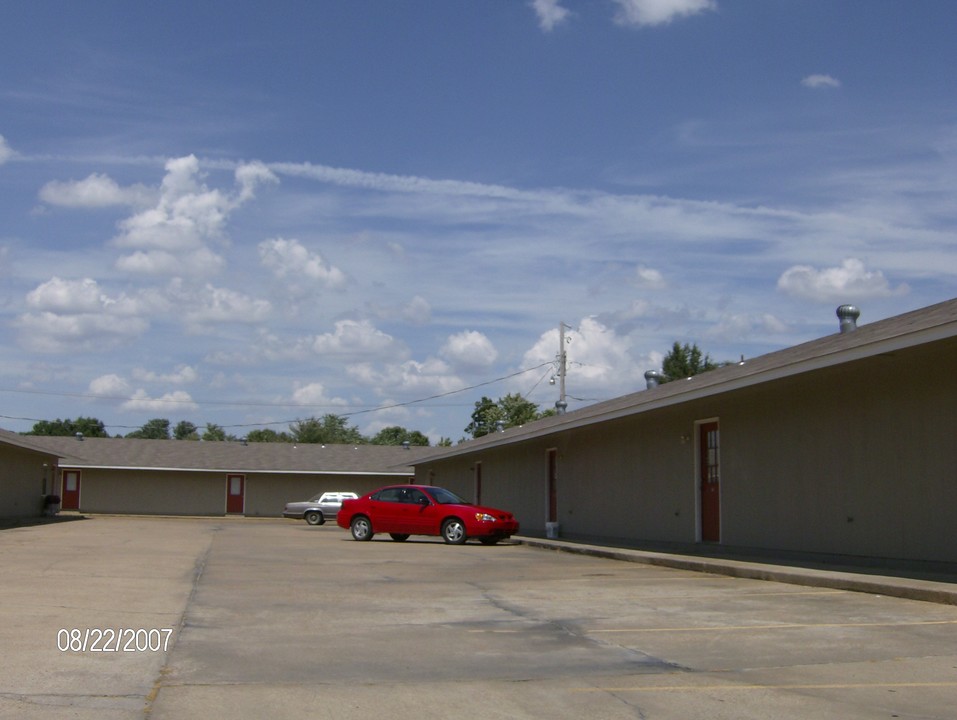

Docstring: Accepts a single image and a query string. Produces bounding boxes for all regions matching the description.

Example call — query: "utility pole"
[555,321,569,415]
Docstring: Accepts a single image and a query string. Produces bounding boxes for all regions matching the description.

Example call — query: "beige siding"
[418,411,697,542]
[0,446,56,518]
[246,473,406,517]
[416,336,957,563]
[74,469,225,515]
[555,414,694,543]
[64,468,413,517]
[718,339,957,560]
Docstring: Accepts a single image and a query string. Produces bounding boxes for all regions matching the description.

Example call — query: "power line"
[0,361,556,430]
[337,361,555,419]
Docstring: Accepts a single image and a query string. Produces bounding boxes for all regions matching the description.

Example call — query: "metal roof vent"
[644,370,664,389]
[75,432,84,441]
[837,304,861,333]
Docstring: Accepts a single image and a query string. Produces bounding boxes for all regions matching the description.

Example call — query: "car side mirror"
[419,497,430,506]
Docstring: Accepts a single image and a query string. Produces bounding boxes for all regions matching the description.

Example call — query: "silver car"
[283,491,358,526]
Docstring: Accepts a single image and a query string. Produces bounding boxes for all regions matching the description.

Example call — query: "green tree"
[661,342,718,382]
[370,426,430,446]
[25,416,108,438]
[125,418,171,439]
[173,421,199,440]
[201,423,227,441]
[290,414,365,444]
[245,428,292,443]
[465,396,501,438]
[465,393,546,439]
[499,392,544,426]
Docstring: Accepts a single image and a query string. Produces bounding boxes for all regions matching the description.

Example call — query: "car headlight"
[475,513,496,522]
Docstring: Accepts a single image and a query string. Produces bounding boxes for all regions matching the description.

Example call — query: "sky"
[1,0,955,443]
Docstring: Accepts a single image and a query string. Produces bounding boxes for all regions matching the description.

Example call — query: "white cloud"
[115,157,228,251]
[132,365,198,384]
[121,389,198,413]
[181,284,272,329]
[360,404,416,438]
[635,265,666,289]
[0,134,13,165]
[612,0,717,27]
[440,330,498,370]
[706,312,789,342]
[398,295,432,324]
[258,237,347,288]
[614,298,654,321]
[25,277,171,318]
[290,381,349,407]
[5,145,952,437]
[39,173,153,208]
[25,277,109,313]
[802,74,842,89]
[15,311,149,353]
[530,0,571,32]
[88,374,131,397]
[115,247,225,276]
[234,160,278,202]
[270,160,534,202]
[777,258,910,302]
[112,155,277,275]
[312,319,401,357]
[348,357,463,397]
[521,316,648,399]
[88,372,201,416]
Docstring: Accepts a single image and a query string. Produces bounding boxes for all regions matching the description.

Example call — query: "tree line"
[23,414,439,446]
[21,343,720,445]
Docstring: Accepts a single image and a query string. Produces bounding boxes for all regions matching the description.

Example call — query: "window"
[377,488,403,503]
[406,489,430,505]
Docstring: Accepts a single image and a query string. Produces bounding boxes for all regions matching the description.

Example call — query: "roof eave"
[415,317,957,464]
[56,464,414,475]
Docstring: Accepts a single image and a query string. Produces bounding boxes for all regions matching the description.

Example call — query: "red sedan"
[337,484,519,545]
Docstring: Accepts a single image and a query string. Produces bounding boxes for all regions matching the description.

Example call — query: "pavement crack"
[142,527,218,718]
[474,584,688,673]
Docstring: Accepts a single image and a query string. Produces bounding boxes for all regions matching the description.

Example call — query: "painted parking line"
[589,619,957,633]
[573,681,957,693]
[610,589,848,600]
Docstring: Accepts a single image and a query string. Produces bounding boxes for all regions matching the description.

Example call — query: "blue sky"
[1,0,955,442]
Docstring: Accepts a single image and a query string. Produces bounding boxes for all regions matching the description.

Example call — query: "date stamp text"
[57,628,174,653]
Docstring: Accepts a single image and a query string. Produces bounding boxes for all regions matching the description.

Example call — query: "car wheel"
[441,518,467,545]
[389,533,410,542]
[350,516,374,541]
[478,537,500,545]
[304,511,324,526]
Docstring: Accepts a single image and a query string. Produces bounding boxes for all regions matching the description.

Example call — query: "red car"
[337,485,519,545]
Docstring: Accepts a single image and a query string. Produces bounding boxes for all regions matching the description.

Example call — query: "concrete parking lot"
[2,515,956,719]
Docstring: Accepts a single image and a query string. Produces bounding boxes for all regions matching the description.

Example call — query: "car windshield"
[428,487,469,505]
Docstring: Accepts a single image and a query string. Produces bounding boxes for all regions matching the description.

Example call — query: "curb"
[517,537,957,606]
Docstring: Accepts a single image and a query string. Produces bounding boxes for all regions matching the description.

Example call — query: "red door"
[405,487,435,534]
[61,470,81,510]
[226,474,245,514]
[369,487,406,532]
[699,422,720,542]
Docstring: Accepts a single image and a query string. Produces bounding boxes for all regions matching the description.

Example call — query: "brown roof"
[421,296,957,462]
[5,433,437,475]
[0,429,63,460]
